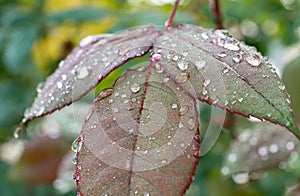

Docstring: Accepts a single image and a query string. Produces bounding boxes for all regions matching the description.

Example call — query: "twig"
[165,0,180,30]
[209,0,223,29]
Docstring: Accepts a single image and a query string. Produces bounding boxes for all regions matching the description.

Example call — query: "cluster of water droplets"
[221,123,297,183]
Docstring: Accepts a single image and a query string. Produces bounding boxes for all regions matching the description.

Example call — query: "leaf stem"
[165,0,180,30]
[209,0,223,29]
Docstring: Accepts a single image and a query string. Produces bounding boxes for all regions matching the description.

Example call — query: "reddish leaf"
[20,26,160,128]
[75,66,200,195]
[153,24,299,138]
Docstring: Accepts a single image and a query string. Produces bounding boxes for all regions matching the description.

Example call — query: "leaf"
[153,23,299,138]
[20,25,160,128]
[221,122,297,177]
[75,66,200,195]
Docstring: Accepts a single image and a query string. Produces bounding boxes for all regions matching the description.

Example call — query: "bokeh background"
[1,0,300,195]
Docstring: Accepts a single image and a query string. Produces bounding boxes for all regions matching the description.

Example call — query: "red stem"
[210,0,223,29]
[165,0,180,30]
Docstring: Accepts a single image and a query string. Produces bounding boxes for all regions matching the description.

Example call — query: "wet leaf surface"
[76,66,200,196]
[153,24,299,138]
[221,122,298,177]
[20,25,160,128]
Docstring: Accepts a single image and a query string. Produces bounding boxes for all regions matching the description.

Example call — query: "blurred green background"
[0,0,300,195]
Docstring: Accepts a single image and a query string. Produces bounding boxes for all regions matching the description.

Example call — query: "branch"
[209,0,223,29]
[165,0,180,30]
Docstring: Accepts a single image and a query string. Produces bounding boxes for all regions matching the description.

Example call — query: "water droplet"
[71,137,83,152]
[278,83,285,91]
[76,67,90,79]
[222,67,229,74]
[203,79,211,87]
[178,61,189,70]
[286,141,295,150]
[232,172,249,184]
[172,55,179,61]
[150,52,161,61]
[178,105,189,116]
[154,63,164,73]
[178,122,184,128]
[121,94,127,98]
[58,60,65,67]
[61,74,67,81]
[182,51,189,57]
[224,42,240,51]
[228,153,237,163]
[238,97,244,102]
[144,193,150,196]
[201,33,209,39]
[193,150,200,158]
[195,60,206,70]
[79,36,94,47]
[14,126,23,139]
[113,107,119,113]
[102,56,108,62]
[217,52,227,58]
[245,54,261,66]
[232,53,243,63]
[221,166,230,175]
[72,156,78,165]
[171,103,178,109]
[137,66,146,72]
[258,146,268,156]
[73,172,80,182]
[175,72,190,83]
[269,144,279,153]
[36,82,44,93]
[57,81,63,89]
[187,117,196,130]
[130,83,140,93]
[118,48,129,55]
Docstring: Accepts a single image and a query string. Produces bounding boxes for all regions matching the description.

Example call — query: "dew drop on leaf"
[36,82,44,93]
[57,81,63,89]
[76,67,90,79]
[187,117,196,130]
[203,79,211,87]
[171,103,178,109]
[278,83,286,91]
[269,144,279,153]
[217,52,227,58]
[72,137,83,152]
[178,61,189,70]
[232,53,243,63]
[195,60,206,70]
[72,156,78,165]
[150,52,162,61]
[178,105,189,116]
[130,83,140,93]
[286,141,295,150]
[175,72,190,83]
[223,42,240,51]
[245,54,261,66]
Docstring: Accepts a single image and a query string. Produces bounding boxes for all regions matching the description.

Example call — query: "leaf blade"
[20,25,160,127]
[154,23,299,138]
[76,67,200,195]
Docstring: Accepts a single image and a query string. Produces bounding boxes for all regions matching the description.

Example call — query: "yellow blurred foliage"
[32,17,117,73]
[43,0,118,12]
